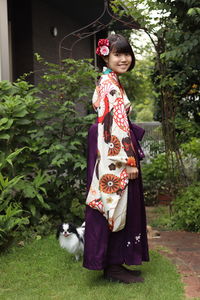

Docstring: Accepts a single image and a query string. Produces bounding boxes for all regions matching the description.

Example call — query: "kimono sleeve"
[98,79,138,167]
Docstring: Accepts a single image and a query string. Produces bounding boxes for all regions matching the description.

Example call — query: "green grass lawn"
[0,235,185,300]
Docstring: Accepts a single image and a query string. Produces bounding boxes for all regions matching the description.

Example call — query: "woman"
[83,34,149,283]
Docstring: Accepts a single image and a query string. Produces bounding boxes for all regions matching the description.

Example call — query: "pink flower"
[100,46,109,56]
[96,38,110,56]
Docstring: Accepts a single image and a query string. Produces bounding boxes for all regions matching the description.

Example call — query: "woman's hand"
[126,166,139,180]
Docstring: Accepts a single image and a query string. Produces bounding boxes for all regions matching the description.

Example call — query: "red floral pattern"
[108,73,124,95]
[97,95,110,123]
[93,79,113,110]
[114,98,130,132]
[100,174,121,194]
[108,135,121,156]
[88,199,104,212]
[120,168,129,190]
[126,156,136,167]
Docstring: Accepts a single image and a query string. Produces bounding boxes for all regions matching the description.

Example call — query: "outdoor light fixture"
[50,26,58,37]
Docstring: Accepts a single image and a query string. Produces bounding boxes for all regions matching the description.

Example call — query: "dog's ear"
[81,222,85,228]
[56,224,62,239]
[68,223,77,234]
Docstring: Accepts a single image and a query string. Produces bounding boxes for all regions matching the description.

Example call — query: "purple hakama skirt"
[83,121,149,270]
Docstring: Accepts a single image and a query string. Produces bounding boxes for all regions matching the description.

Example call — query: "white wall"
[0,0,10,81]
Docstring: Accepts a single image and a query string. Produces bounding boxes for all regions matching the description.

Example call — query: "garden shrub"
[181,137,200,181]
[142,153,169,205]
[181,137,200,160]
[0,171,29,249]
[141,135,165,163]
[148,206,172,230]
[0,57,97,246]
[171,182,200,232]
[146,137,165,159]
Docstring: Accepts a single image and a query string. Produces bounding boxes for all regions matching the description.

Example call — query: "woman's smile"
[105,51,132,74]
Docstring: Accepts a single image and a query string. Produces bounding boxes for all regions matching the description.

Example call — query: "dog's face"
[56,223,77,239]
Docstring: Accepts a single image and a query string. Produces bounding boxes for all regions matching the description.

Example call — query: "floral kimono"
[86,68,138,232]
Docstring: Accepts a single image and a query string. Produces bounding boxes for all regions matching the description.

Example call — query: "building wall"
[9,0,33,81]
[9,0,93,82]
[32,0,93,63]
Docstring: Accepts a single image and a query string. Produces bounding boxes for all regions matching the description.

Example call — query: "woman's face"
[105,50,132,74]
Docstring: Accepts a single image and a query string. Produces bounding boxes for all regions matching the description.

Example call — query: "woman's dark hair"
[97,34,135,71]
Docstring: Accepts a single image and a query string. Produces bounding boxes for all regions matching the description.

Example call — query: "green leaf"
[0,134,10,140]
[23,185,36,198]
[6,147,29,166]
[15,119,32,125]
[14,109,28,118]
[0,118,9,126]
[30,204,36,216]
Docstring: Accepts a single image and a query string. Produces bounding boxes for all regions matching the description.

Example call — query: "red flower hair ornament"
[96,39,110,56]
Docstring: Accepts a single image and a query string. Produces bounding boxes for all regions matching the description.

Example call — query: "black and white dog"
[56,222,85,261]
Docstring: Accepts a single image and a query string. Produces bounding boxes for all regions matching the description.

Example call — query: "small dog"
[56,222,85,261]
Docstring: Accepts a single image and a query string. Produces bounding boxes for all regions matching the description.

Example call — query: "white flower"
[135,233,141,244]
[100,46,109,56]
[127,241,131,247]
